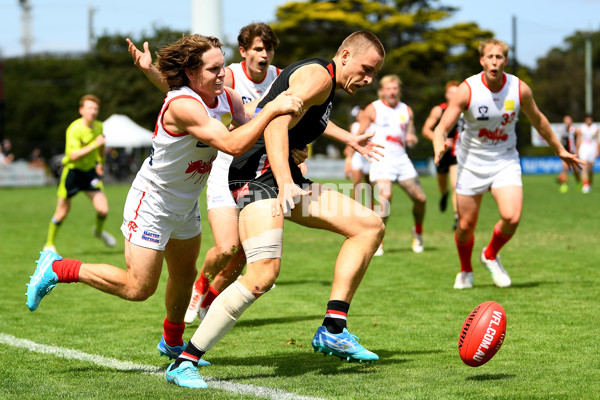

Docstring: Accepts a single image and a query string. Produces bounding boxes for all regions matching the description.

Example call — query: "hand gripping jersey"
[370,99,411,162]
[132,86,233,214]
[229,58,336,202]
[459,72,521,170]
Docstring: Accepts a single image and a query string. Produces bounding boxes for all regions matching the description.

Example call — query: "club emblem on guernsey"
[185,156,216,184]
[476,105,489,120]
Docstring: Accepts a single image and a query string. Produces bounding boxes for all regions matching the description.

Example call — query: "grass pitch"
[0,175,598,399]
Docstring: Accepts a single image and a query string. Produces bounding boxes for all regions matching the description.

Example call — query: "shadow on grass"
[465,373,516,381]
[207,348,415,380]
[382,246,440,254]
[236,314,323,328]
[274,279,331,287]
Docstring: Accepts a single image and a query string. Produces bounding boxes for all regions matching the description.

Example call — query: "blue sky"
[0,0,599,67]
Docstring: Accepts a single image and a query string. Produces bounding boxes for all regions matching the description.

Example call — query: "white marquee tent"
[103,114,153,150]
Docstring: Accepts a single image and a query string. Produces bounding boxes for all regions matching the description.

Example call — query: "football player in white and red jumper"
[433,39,582,289]
[357,74,426,255]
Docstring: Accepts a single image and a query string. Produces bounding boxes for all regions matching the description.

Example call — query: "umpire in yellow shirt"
[44,94,116,252]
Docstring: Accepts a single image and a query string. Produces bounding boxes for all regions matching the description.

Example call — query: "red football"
[458,301,506,367]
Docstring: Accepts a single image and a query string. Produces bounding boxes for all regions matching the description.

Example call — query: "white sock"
[189,280,256,352]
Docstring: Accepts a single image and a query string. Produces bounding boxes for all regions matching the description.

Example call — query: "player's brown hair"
[335,31,386,59]
[478,39,509,57]
[238,22,279,51]
[79,94,100,107]
[156,34,223,89]
[445,80,460,91]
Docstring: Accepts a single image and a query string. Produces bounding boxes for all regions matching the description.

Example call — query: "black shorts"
[437,150,457,174]
[231,164,312,209]
[58,166,103,199]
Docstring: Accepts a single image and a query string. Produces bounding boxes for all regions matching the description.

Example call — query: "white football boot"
[453,271,473,289]
[480,248,511,287]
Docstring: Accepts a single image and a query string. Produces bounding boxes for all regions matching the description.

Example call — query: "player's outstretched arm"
[323,121,383,162]
[520,82,583,172]
[126,38,169,93]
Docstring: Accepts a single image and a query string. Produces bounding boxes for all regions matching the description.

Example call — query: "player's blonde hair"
[335,31,385,59]
[156,34,223,89]
[478,39,509,57]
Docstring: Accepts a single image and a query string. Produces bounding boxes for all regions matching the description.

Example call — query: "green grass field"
[1,175,598,399]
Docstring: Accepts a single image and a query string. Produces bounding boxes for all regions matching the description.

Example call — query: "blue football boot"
[311,326,379,363]
[26,250,62,311]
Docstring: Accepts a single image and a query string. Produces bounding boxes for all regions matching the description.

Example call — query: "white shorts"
[120,188,202,251]
[369,153,418,182]
[579,144,598,163]
[351,152,370,175]
[456,158,522,196]
[206,152,238,210]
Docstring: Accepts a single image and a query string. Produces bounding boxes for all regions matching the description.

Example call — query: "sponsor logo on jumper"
[385,135,404,147]
[478,128,508,144]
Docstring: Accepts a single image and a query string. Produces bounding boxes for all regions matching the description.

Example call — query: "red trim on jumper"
[275,67,281,75]
[464,80,472,110]
[518,78,522,104]
[226,66,235,89]
[241,60,270,84]
[326,62,334,78]
[480,72,507,93]
[224,88,233,112]
[160,95,200,137]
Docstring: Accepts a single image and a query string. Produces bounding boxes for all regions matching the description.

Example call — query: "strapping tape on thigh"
[242,228,283,263]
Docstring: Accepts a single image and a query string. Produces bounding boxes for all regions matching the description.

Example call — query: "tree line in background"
[2,0,600,162]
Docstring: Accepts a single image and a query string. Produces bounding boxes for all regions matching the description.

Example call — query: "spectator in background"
[1,138,15,164]
[28,147,46,169]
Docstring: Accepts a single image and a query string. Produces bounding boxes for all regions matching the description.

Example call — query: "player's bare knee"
[125,285,156,301]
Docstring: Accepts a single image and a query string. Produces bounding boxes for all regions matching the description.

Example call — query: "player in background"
[43,94,116,253]
[164,31,385,389]
[422,81,461,229]
[343,106,375,230]
[557,115,581,193]
[358,74,426,255]
[578,113,599,193]
[127,23,308,325]
[433,39,582,290]
[26,35,303,370]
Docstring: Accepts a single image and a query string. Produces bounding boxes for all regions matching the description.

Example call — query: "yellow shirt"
[61,118,104,171]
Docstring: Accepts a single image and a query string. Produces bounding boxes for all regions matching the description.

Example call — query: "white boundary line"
[0,333,327,400]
